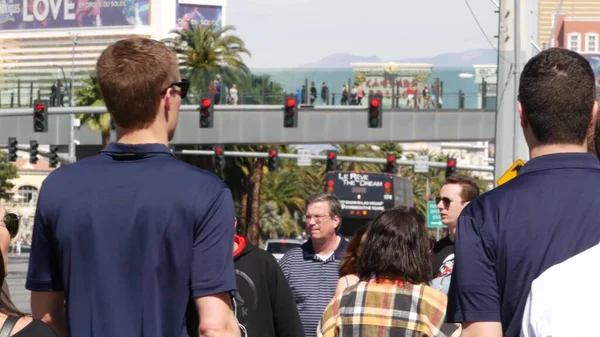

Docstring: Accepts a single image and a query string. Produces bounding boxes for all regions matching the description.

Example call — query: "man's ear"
[518,101,529,129]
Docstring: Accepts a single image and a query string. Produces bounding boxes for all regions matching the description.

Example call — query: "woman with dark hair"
[334,224,368,295]
[0,240,58,336]
[318,207,460,337]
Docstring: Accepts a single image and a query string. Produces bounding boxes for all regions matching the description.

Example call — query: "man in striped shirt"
[279,193,348,337]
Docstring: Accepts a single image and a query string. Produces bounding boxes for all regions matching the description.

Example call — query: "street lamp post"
[67,32,79,161]
[49,63,68,103]
[49,61,75,161]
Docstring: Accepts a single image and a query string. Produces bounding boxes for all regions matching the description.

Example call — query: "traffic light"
[49,145,59,168]
[368,96,382,128]
[445,158,457,178]
[8,138,17,162]
[283,95,298,128]
[199,96,214,128]
[214,147,225,171]
[326,150,337,172]
[385,152,397,174]
[29,140,38,165]
[267,148,279,172]
[33,99,49,132]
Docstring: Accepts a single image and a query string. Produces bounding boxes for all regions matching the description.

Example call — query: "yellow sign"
[496,159,525,186]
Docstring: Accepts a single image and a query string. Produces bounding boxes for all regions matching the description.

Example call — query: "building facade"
[0,0,226,107]
[2,150,56,245]
[550,15,600,53]
[538,0,600,49]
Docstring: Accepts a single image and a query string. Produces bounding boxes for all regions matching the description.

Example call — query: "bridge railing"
[0,104,498,117]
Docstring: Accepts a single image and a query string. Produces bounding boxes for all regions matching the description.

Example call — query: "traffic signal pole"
[0,144,74,165]
[493,0,531,185]
[175,149,495,173]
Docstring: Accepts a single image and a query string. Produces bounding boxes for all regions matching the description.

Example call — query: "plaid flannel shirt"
[317,278,461,337]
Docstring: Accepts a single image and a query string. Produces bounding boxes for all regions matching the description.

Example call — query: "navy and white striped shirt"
[279,236,348,337]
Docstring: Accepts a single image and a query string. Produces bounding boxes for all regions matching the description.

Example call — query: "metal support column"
[68,32,80,162]
[493,0,531,185]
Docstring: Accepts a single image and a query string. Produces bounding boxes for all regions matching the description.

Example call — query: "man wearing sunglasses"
[26,38,240,337]
[431,175,480,294]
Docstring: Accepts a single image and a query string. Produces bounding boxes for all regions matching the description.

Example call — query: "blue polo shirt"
[279,235,348,337]
[26,143,236,337]
[447,153,600,337]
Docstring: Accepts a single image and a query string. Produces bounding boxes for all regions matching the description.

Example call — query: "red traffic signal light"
[33,99,49,133]
[284,95,298,128]
[286,97,296,108]
[385,152,397,174]
[201,98,212,111]
[214,147,225,171]
[326,150,338,172]
[199,96,214,128]
[268,148,279,171]
[445,158,457,178]
[368,97,382,128]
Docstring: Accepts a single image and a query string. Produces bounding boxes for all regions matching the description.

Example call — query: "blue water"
[252,67,490,109]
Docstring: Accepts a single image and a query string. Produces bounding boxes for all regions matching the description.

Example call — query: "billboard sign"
[176,4,222,30]
[0,0,150,30]
[326,172,395,219]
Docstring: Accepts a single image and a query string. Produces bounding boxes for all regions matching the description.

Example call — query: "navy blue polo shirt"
[279,236,348,337]
[447,153,600,337]
[26,143,236,337]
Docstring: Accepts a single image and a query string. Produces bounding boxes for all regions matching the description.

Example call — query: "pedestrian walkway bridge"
[0,105,496,145]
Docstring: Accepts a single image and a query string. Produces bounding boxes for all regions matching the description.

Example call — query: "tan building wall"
[2,157,54,244]
[538,0,600,48]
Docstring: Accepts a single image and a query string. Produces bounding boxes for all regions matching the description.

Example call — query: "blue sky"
[227,0,500,68]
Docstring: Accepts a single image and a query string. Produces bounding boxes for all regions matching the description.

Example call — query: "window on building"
[586,34,599,53]
[16,185,38,204]
[568,33,581,52]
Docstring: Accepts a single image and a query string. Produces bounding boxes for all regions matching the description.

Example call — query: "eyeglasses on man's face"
[302,214,331,223]
[161,79,190,99]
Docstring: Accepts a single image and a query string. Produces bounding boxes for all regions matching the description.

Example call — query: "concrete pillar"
[493,0,531,186]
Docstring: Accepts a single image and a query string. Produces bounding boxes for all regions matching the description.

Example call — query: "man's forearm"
[461,322,502,337]
[196,292,241,337]
[32,292,68,337]
[38,312,68,337]
[199,315,240,337]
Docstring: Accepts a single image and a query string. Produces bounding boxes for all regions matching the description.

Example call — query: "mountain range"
[299,48,498,68]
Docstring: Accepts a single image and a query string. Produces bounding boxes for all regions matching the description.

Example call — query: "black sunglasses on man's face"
[436,196,452,208]
[162,79,190,99]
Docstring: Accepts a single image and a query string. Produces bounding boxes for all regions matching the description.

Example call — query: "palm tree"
[222,144,270,245]
[260,201,298,241]
[374,143,404,157]
[243,74,286,105]
[261,167,306,217]
[74,74,112,146]
[163,22,251,97]
[330,144,382,172]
